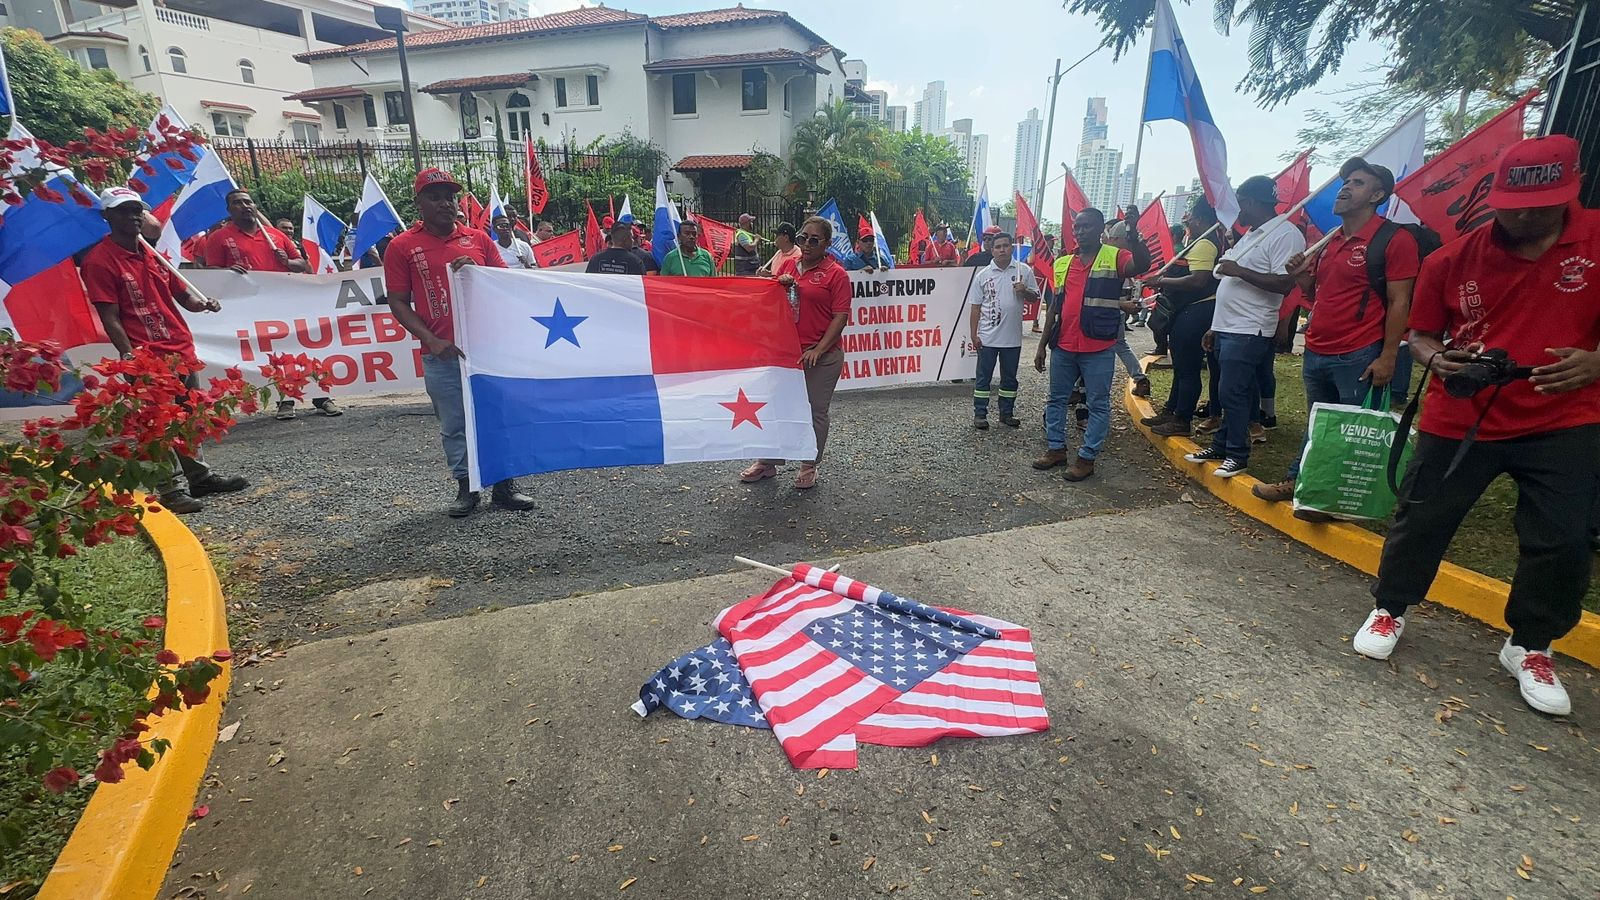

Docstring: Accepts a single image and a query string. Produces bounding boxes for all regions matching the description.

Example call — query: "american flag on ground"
[634,563,1049,769]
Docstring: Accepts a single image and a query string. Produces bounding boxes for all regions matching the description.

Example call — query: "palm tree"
[787,101,884,193]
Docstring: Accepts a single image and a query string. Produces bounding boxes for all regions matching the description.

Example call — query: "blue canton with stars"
[531,298,587,348]
[635,638,769,728]
[808,603,987,691]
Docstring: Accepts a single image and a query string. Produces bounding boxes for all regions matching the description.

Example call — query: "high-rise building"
[1013,107,1043,203]
[1076,141,1123,214]
[1162,179,1205,223]
[843,58,888,123]
[1113,163,1138,211]
[887,106,908,133]
[913,81,947,132]
[1080,97,1108,153]
[416,0,530,27]
[943,117,988,197]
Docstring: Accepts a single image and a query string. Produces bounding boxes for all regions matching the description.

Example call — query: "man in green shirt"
[661,220,717,276]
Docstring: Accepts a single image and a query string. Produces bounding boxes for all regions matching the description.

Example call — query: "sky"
[409,0,1402,213]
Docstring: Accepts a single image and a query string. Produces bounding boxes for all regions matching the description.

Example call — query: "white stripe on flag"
[853,714,1043,735]
[753,655,856,707]
[770,676,885,745]
[922,672,1045,695]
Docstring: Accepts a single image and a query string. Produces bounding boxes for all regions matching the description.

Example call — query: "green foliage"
[1,28,160,147]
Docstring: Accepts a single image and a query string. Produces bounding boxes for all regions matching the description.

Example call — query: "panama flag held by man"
[1143,0,1240,228]
[457,269,817,489]
[301,193,345,274]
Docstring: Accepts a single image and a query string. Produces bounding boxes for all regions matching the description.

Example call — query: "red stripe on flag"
[3,260,107,349]
[645,278,806,375]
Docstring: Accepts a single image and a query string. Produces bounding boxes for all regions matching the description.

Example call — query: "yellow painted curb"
[1125,371,1600,670]
[39,499,230,900]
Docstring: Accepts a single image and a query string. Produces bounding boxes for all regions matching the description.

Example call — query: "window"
[671,73,695,115]
[362,95,378,127]
[210,111,246,137]
[291,121,320,143]
[167,46,186,73]
[239,59,254,84]
[86,47,108,70]
[460,94,480,139]
[0,3,9,15]
[585,74,599,106]
[138,45,151,73]
[553,77,567,108]
[741,68,767,111]
[506,91,531,140]
[383,90,409,125]
[782,80,791,113]
[332,103,348,130]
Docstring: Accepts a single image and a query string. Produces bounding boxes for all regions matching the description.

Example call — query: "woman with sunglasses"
[740,216,851,489]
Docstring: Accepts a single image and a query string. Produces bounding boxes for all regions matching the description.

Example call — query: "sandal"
[740,462,778,483]
[793,465,819,490]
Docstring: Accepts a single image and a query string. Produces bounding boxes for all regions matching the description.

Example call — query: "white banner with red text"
[835,266,978,390]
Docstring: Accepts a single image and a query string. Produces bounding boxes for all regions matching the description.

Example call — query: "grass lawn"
[1145,353,1600,613]
[0,536,166,898]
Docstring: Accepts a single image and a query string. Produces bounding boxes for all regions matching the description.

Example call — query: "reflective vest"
[1046,243,1125,344]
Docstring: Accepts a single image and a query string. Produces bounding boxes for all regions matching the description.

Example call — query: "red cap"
[602,215,616,228]
[858,231,874,240]
[413,167,462,194]
[983,225,1002,235]
[1488,135,1582,210]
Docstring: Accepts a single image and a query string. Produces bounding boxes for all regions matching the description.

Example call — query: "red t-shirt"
[1305,216,1420,355]
[776,255,852,348]
[199,222,302,273]
[920,241,958,265]
[382,223,505,345]
[1410,205,1600,440]
[1056,247,1134,353]
[81,236,196,360]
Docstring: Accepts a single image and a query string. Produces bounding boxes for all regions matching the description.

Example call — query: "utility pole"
[374,5,423,173]
[1035,58,1062,216]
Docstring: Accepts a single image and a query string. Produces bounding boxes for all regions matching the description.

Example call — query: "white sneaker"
[1352,609,1405,660]
[1499,640,1571,716]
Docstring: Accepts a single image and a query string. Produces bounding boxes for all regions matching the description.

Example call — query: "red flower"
[212,649,233,661]
[44,766,80,794]
[93,756,126,785]
[191,804,210,819]
[178,685,210,706]
[142,615,165,629]
[155,648,179,665]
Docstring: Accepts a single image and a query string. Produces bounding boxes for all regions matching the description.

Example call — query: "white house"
[287,5,849,193]
[30,0,448,141]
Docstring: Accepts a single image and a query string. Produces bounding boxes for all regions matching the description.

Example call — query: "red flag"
[1013,192,1044,245]
[583,201,603,261]
[2,260,107,349]
[1061,169,1090,253]
[525,137,549,215]
[1135,196,1175,278]
[691,213,738,269]
[1274,148,1315,217]
[1395,90,1535,242]
[1114,206,1125,222]
[857,213,871,240]
[907,210,931,265]
[461,193,487,231]
[531,229,584,268]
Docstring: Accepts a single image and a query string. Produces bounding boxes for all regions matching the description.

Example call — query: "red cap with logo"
[413,167,462,194]
[1488,135,1582,210]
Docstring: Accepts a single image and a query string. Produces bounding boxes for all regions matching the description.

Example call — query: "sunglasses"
[797,233,828,246]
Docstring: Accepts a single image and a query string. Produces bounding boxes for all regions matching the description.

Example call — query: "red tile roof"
[420,72,538,94]
[296,6,646,62]
[644,49,825,74]
[283,84,372,102]
[650,7,828,49]
[674,154,755,171]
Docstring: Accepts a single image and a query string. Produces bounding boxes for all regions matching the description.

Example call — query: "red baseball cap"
[413,167,462,195]
[1488,135,1582,210]
[983,225,1002,235]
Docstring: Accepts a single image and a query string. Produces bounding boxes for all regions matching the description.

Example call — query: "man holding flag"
[921,222,959,266]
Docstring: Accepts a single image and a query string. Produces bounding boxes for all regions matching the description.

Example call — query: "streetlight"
[804,187,817,217]
[373,4,422,173]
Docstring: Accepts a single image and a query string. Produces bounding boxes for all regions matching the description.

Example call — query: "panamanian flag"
[456,269,818,489]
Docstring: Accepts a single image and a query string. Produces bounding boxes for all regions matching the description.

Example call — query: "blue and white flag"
[650,175,680,268]
[967,181,991,248]
[1303,107,1427,235]
[353,173,402,261]
[867,211,895,270]
[815,199,853,262]
[618,194,634,225]
[301,193,345,274]
[131,105,201,210]
[0,122,106,287]
[486,182,507,225]
[0,38,14,121]
[1143,0,1239,227]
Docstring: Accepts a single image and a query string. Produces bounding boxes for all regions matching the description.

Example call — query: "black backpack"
[1358,220,1443,321]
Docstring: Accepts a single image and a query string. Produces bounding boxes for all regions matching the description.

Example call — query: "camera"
[1442,348,1533,398]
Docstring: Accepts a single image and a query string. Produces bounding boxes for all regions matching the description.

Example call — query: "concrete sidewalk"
[166,504,1600,899]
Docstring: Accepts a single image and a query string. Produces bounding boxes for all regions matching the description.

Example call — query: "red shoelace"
[1521,652,1557,685]
[1368,614,1399,637]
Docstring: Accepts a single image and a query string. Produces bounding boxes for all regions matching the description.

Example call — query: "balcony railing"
[154,7,210,31]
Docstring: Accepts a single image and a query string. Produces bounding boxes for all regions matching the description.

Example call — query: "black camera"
[1442,348,1533,398]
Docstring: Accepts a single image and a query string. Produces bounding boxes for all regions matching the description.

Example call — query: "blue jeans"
[1208,333,1276,463]
[974,345,1021,417]
[1286,341,1414,478]
[422,352,469,480]
[1115,321,1146,380]
[1045,347,1114,459]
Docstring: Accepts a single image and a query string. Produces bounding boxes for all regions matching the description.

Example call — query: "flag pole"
[140,235,215,308]
[734,556,841,577]
[1126,20,1158,208]
[1140,221,1222,281]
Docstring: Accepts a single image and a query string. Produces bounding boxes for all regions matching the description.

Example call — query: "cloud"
[865,79,918,106]
[968,86,986,99]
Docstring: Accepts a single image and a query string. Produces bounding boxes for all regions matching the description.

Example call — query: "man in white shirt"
[1184,175,1305,477]
[492,214,536,269]
[530,219,555,244]
[968,232,1039,429]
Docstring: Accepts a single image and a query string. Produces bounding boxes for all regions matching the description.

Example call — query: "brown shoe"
[1063,457,1095,482]
[1150,420,1192,437]
[1250,422,1268,444]
[1131,378,1152,398]
[1252,479,1295,503]
[1293,508,1336,524]
[1194,416,1223,435]
[1140,409,1176,427]
[1032,448,1073,470]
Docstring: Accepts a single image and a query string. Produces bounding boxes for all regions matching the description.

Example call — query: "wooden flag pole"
[734,556,841,577]
[138,235,217,309]
[1141,221,1223,282]
[1287,226,1339,275]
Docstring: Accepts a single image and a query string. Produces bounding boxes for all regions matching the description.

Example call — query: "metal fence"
[1544,1,1600,208]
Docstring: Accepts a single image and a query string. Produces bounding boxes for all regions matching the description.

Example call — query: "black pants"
[1162,300,1212,422]
[1372,424,1600,650]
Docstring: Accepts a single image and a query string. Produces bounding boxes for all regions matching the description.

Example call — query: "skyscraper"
[1114,163,1138,210]
[1077,142,1124,215]
[943,118,988,197]
[913,81,948,132]
[1080,97,1108,152]
[887,106,908,133]
[1013,108,1043,202]
[416,0,529,26]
